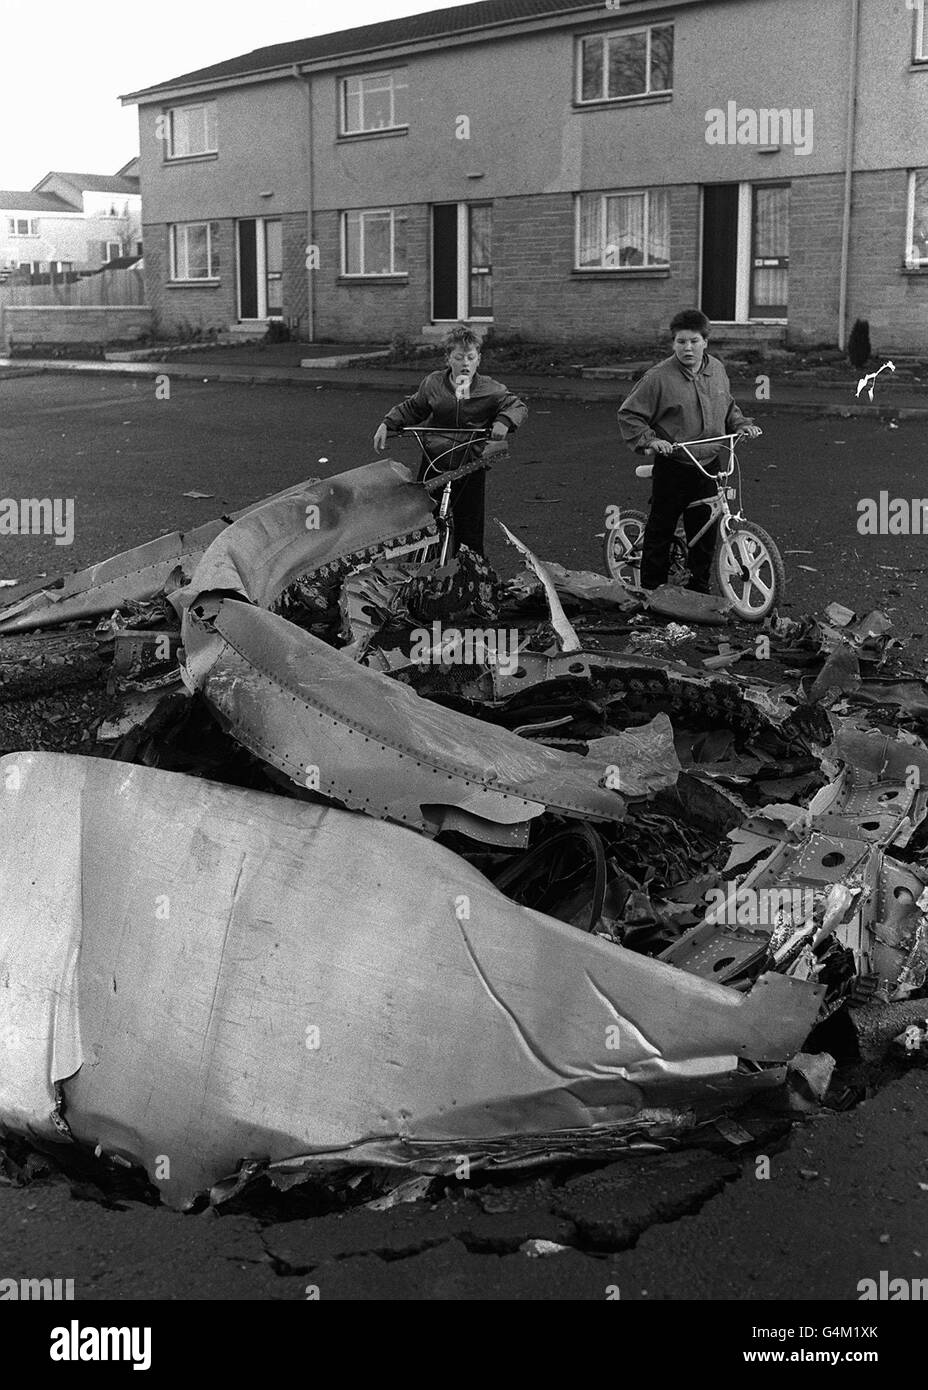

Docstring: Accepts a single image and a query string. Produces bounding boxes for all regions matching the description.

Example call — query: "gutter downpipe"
[837,0,862,350]
[293,64,315,343]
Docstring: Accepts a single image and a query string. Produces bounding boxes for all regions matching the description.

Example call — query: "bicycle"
[400,425,503,565]
[603,432,785,621]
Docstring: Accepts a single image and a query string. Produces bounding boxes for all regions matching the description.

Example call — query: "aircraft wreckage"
[1,457,927,1210]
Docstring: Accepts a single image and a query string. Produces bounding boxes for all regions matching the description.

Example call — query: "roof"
[33,172,140,196]
[0,191,77,213]
[123,0,602,98]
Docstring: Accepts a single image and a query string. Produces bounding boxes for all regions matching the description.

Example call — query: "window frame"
[8,217,38,237]
[576,22,674,105]
[339,68,409,135]
[914,0,927,62]
[574,188,670,271]
[169,221,221,281]
[905,169,928,268]
[340,208,408,277]
[166,102,218,160]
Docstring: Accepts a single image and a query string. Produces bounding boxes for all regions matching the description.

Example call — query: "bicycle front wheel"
[603,508,648,585]
[715,521,785,621]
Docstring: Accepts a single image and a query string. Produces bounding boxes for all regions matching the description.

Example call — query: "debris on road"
[0,456,927,1209]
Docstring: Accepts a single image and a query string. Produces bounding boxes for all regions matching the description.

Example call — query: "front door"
[237,217,283,320]
[431,203,493,321]
[749,184,789,318]
[238,220,259,319]
[701,184,739,321]
[701,183,790,322]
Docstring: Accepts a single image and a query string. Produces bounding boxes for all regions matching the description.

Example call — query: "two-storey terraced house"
[122,0,928,351]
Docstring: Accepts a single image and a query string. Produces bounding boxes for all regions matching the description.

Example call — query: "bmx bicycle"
[602,432,785,621]
[401,425,504,564]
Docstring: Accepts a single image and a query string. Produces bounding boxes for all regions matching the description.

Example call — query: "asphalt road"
[1,370,927,1319]
[0,370,925,660]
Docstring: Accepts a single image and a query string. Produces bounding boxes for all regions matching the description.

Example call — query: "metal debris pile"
[1,458,926,1208]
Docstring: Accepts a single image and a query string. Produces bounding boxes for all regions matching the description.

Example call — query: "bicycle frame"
[401,426,490,566]
[639,433,745,554]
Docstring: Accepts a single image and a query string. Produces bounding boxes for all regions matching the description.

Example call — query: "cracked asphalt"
[1,371,927,1304]
[2,1069,926,1299]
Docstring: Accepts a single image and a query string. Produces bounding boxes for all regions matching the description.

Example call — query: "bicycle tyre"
[603,508,648,585]
[715,520,785,621]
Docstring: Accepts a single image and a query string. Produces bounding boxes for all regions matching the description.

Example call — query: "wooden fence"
[0,267,146,307]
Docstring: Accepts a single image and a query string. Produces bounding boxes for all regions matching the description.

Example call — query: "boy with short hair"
[616,309,762,592]
[373,326,527,556]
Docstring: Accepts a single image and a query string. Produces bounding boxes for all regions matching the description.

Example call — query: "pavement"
[1,352,926,417]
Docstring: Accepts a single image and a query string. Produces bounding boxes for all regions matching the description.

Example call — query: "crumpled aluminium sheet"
[0,753,824,1209]
[180,460,631,837]
[0,479,324,636]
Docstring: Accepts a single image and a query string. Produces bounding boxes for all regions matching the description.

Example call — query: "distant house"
[0,167,142,279]
[122,0,928,351]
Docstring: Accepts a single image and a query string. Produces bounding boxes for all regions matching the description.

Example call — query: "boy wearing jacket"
[617,309,762,592]
[373,326,527,555]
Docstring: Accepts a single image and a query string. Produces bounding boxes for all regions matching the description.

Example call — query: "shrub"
[846,319,872,370]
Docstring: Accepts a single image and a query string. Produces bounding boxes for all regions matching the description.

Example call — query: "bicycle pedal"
[724,487,737,500]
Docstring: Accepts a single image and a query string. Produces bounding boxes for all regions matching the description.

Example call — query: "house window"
[578,24,673,103]
[7,217,38,236]
[340,69,408,134]
[576,189,670,269]
[170,222,221,280]
[341,209,407,275]
[105,241,122,261]
[906,170,928,266]
[915,2,927,61]
[167,102,218,158]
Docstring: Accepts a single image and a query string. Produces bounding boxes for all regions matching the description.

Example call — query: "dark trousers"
[640,456,719,592]
[418,452,486,557]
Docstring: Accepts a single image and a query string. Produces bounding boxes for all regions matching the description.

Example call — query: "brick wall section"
[786,174,845,348]
[0,306,152,352]
[282,212,309,336]
[845,169,928,355]
[143,220,237,337]
[493,187,700,344]
[311,206,431,341]
[142,178,928,352]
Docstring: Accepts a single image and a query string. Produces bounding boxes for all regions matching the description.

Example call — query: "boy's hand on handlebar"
[650,439,676,456]
[372,423,389,452]
[489,420,509,441]
[738,425,763,440]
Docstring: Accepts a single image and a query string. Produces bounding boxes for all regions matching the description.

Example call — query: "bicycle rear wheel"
[603,510,688,588]
[715,521,785,620]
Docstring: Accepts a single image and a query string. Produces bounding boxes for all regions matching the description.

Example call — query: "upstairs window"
[578,24,673,103]
[7,217,38,236]
[576,189,670,269]
[915,1,927,61]
[340,69,408,134]
[906,170,928,266]
[167,102,218,158]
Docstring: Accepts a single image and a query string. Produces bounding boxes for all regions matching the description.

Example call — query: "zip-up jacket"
[381,370,528,442]
[617,353,753,463]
